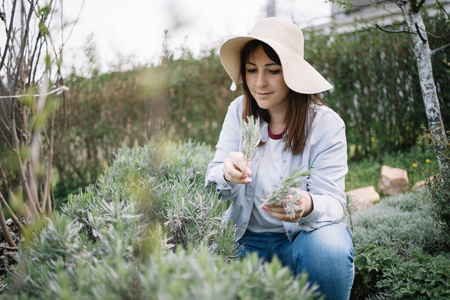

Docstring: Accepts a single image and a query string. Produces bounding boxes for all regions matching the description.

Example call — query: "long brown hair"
[240,40,325,154]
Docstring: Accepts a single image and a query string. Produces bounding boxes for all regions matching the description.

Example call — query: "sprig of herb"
[260,169,312,219]
[241,115,266,165]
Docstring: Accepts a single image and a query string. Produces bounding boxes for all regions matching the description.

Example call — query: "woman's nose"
[256,72,268,87]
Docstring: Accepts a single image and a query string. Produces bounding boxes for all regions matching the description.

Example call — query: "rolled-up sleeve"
[205,97,243,201]
[296,108,348,232]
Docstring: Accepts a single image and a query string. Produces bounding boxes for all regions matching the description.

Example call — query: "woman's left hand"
[262,188,313,223]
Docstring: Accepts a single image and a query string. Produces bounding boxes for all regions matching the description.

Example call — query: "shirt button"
[283,159,287,163]
[280,176,283,180]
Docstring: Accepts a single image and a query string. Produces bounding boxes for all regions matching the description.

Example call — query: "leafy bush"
[420,128,450,238]
[3,140,320,299]
[377,250,450,299]
[345,189,450,299]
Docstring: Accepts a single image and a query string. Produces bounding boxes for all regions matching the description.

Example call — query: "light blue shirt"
[205,96,348,242]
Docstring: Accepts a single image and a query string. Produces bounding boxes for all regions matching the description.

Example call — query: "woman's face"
[245,45,290,116]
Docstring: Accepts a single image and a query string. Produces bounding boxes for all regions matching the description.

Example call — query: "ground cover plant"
[345,189,450,299]
[1,140,320,299]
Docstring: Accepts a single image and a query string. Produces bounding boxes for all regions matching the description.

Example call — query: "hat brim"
[219,36,333,94]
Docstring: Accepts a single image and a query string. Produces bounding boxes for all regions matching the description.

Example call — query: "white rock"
[346,186,380,211]
[378,165,409,195]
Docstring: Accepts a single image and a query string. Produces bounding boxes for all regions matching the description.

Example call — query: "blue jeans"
[237,223,354,300]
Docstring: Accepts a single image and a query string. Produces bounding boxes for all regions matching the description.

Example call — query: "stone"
[378,165,409,195]
[346,186,380,211]
[412,180,425,191]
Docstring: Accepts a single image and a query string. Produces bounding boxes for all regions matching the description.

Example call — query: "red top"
[268,127,284,140]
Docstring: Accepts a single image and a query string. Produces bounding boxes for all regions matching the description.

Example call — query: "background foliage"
[50,12,449,204]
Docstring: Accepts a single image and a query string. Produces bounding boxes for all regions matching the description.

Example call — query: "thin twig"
[431,43,450,56]
[0,245,18,250]
[0,85,69,99]
[0,127,13,149]
[375,23,413,34]
[0,194,17,248]
[0,0,18,71]
[0,192,24,233]
[436,0,450,19]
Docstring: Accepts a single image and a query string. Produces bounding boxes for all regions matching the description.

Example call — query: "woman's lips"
[256,92,272,99]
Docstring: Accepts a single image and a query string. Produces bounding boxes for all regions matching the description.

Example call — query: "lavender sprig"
[260,169,312,219]
[241,115,266,165]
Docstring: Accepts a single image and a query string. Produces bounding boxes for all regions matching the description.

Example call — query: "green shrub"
[420,128,450,238]
[377,250,450,299]
[3,140,320,299]
[345,189,450,299]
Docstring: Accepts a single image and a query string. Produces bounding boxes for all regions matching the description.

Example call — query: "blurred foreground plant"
[3,140,320,299]
[0,0,67,249]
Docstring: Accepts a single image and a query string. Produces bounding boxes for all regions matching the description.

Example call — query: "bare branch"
[0,161,11,192]
[0,0,18,71]
[13,1,35,92]
[0,127,13,149]
[0,245,18,250]
[436,0,450,19]
[0,191,25,233]
[375,23,414,34]
[10,108,39,219]
[416,0,426,11]
[431,43,450,55]
[0,192,17,248]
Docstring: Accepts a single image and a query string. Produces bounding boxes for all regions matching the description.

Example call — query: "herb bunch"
[260,169,312,219]
[241,115,266,165]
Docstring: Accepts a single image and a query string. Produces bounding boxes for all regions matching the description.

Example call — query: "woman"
[205,18,354,299]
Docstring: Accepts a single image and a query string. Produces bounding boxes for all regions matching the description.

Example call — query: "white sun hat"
[219,17,333,94]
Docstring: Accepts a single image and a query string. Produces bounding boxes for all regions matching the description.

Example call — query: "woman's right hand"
[223,152,252,184]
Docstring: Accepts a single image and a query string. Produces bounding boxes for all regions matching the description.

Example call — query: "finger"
[263,208,300,223]
[223,162,252,184]
[232,156,252,177]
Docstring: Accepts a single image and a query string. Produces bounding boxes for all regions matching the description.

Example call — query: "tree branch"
[431,43,450,56]
[0,127,13,149]
[0,0,18,71]
[0,191,24,234]
[375,23,413,34]
[0,192,17,248]
[436,0,450,19]
[416,0,426,11]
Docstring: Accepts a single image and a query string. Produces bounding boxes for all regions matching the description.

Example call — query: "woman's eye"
[269,70,281,74]
[246,69,257,73]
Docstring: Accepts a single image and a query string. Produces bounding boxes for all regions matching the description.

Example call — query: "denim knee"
[292,223,354,300]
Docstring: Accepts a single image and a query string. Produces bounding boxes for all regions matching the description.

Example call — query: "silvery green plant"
[260,169,312,219]
[241,115,266,165]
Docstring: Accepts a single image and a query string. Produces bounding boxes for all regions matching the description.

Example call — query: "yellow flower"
[371,137,376,142]
[425,159,430,163]
[413,163,418,168]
